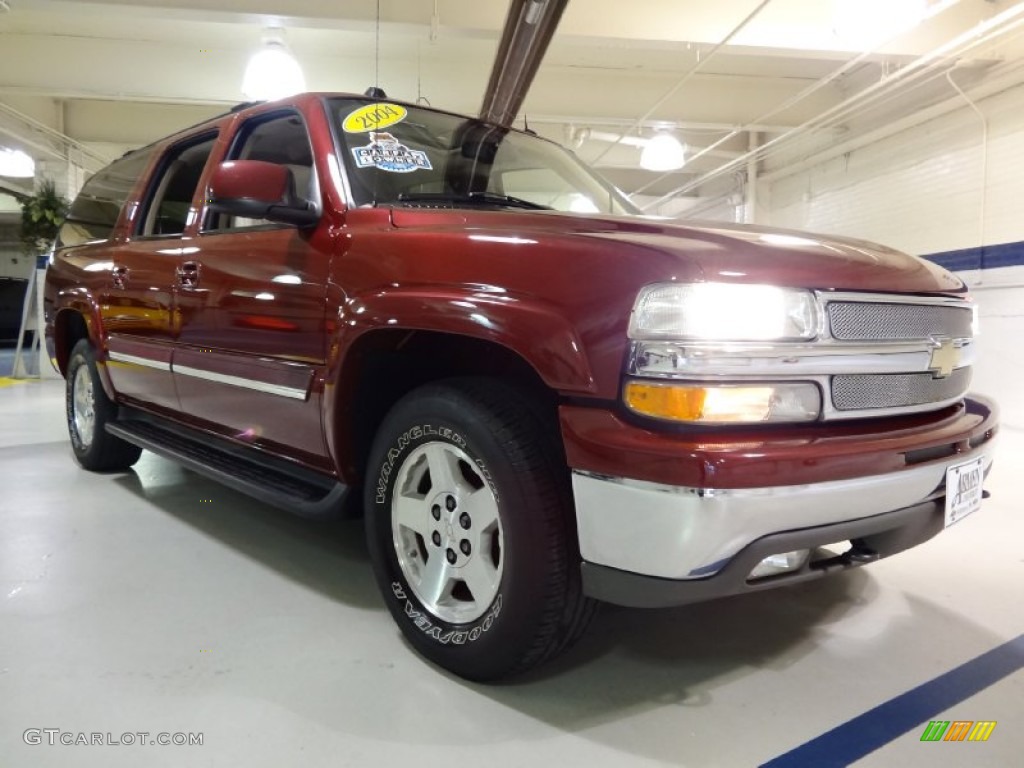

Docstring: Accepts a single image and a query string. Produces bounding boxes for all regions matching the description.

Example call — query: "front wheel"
[65,339,142,471]
[365,378,596,681]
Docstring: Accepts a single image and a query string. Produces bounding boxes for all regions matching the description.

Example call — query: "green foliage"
[19,178,69,255]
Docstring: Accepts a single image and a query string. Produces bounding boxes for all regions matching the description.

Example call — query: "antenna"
[375,0,381,93]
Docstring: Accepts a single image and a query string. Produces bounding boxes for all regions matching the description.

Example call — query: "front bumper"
[582,497,962,608]
[563,396,997,608]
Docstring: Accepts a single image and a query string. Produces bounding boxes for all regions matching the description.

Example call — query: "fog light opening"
[748,549,810,581]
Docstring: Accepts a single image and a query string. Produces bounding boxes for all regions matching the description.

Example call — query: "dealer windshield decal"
[343,102,408,132]
[351,132,432,173]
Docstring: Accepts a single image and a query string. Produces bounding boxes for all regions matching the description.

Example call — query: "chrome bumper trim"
[571,446,993,580]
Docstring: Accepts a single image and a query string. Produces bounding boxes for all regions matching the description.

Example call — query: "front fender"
[338,286,596,393]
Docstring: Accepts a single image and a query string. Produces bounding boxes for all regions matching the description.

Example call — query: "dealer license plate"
[944,456,984,527]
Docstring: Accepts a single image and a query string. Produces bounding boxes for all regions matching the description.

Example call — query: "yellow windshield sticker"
[343,103,408,133]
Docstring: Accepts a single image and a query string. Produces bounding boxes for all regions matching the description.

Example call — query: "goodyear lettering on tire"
[391,582,502,644]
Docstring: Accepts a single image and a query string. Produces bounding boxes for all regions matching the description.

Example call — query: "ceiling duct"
[479,0,569,126]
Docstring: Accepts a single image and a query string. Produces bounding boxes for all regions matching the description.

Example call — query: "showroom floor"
[1,378,1020,767]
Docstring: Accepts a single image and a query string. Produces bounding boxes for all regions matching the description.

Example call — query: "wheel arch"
[51,303,120,401]
[52,306,93,376]
[328,328,566,491]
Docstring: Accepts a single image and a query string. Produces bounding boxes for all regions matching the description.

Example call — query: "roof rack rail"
[230,100,265,113]
[109,99,267,165]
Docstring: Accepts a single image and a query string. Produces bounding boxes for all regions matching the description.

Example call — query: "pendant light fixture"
[242,26,306,101]
[640,132,687,172]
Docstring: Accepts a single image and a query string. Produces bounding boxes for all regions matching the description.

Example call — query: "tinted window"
[138,136,217,237]
[58,148,154,247]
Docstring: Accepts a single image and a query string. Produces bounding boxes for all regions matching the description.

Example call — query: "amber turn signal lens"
[624,381,708,421]
[623,380,821,424]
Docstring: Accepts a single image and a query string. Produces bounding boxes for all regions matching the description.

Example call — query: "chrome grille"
[832,368,971,411]
[626,290,977,421]
[828,301,972,341]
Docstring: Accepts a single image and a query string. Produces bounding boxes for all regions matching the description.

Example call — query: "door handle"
[111,265,129,289]
[176,260,200,288]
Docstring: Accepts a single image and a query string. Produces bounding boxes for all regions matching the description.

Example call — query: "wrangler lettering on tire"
[364,377,596,681]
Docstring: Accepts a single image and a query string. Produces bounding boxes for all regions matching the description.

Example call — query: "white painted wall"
[769,81,1024,262]
[0,194,19,215]
[766,80,1024,429]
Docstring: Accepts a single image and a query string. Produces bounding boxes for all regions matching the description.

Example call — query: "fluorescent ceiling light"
[833,0,928,48]
[0,147,35,178]
[579,127,687,172]
[568,195,600,213]
[640,133,686,172]
[242,27,306,101]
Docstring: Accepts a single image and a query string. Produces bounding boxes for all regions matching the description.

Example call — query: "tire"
[65,339,142,471]
[365,377,597,681]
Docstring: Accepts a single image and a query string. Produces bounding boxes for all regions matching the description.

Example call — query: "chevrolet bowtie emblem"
[928,338,959,379]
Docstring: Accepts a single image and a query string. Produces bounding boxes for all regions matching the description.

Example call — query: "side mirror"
[207,160,320,227]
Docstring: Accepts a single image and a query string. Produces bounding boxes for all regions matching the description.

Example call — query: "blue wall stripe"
[759,632,1024,768]
[923,240,1024,272]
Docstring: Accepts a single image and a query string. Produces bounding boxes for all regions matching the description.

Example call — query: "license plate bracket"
[944,456,984,527]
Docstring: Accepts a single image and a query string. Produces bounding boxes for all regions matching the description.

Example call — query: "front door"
[173,111,332,464]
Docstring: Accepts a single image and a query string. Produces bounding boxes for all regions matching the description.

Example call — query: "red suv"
[45,93,997,680]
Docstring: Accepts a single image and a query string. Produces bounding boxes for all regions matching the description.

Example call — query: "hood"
[388,208,966,295]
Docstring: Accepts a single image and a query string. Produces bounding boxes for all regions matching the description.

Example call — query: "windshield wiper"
[395,192,552,211]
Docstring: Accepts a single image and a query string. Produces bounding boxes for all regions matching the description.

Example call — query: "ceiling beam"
[760,58,1024,183]
[480,0,569,125]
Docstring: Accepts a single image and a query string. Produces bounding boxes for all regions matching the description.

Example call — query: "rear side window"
[137,135,217,237]
[58,148,154,247]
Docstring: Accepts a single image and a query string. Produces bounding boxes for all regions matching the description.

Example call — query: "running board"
[106,417,349,519]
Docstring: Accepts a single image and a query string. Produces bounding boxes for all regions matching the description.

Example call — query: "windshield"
[329,98,638,215]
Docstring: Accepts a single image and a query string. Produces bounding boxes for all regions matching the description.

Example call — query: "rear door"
[172,110,332,463]
[101,134,217,411]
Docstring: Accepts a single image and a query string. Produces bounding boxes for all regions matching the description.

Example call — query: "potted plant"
[19,178,68,268]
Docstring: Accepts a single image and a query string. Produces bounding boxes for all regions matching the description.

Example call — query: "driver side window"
[207,112,318,231]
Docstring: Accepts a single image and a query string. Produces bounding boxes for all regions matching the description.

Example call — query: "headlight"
[624,380,822,424]
[629,283,820,341]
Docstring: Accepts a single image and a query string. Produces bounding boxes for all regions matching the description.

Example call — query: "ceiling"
[2,0,1024,213]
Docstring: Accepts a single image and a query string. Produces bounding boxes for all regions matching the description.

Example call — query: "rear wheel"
[365,378,596,681]
[65,339,141,471]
